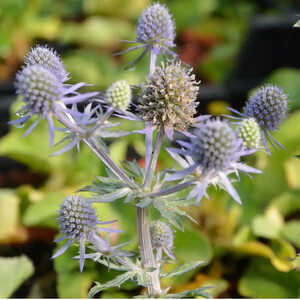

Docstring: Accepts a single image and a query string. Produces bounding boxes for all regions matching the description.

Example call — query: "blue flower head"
[115,3,176,67]
[52,195,120,272]
[167,119,261,204]
[189,119,238,173]
[11,47,98,146]
[25,45,69,82]
[136,3,176,55]
[245,85,288,132]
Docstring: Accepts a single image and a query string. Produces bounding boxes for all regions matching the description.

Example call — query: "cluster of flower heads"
[12,45,98,146]
[10,2,291,288]
[229,84,289,154]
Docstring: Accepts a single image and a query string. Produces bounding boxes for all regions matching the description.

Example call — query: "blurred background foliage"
[1,0,300,298]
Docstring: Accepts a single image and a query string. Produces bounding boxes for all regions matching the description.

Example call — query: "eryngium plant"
[10,2,289,298]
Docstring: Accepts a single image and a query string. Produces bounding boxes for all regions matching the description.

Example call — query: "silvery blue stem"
[55,106,138,190]
[146,180,195,198]
[149,50,157,76]
[136,50,162,297]
[143,125,164,188]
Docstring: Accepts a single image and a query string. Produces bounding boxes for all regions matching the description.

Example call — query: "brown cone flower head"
[139,60,199,138]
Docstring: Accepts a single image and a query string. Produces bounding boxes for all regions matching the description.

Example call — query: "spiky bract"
[106,80,132,111]
[244,85,288,132]
[137,3,175,53]
[25,46,68,82]
[139,60,198,138]
[238,118,261,149]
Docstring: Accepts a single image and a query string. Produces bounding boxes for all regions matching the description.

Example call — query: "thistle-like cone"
[106,80,132,111]
[150,220,173,250]
[58,195,98,241]
[244,85,288,131]
[190,119,239,172]
[25,46,68,82]
[136,3,175,53]
[238,118,261,149]
[139,60,198,136]
[15,64,62,118]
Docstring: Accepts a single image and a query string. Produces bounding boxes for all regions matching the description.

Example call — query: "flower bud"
[106,80,132,111]
[238,118,261,149]
[150,220,173,250]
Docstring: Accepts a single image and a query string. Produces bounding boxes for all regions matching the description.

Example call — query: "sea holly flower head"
[138,60,199,139]
[106,80,132,111]
[52,195,120,272]
[11,64,98,146]
[245,84,288,132]
[167,119,261,204]
[115,3,176,68]
[136,3,176,55]
[25,45,69,82]
[189,119,238,173]
[150,220,174,261]
[238,118,261,150]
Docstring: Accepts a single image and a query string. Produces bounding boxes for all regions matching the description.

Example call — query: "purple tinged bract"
[167,119,261,204]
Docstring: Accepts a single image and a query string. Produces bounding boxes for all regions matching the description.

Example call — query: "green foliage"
[0,256,34,297]
[238,258,300,298]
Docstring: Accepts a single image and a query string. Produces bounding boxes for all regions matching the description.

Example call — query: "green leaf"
[161,260,204,278]
[282,221,300,248]
[175,226,213,263]
[110,139,129,165]
[164,286,212,299]
[88,271,135,298]
[233,240,295,272]
[238,258,300,298]
[251,207,284,239]
[0,255,34,297]
[22,191,66,228]
[57,270,95,298]
[0,189,20,243]
[271,191,300,217]
[54,240,96,298]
